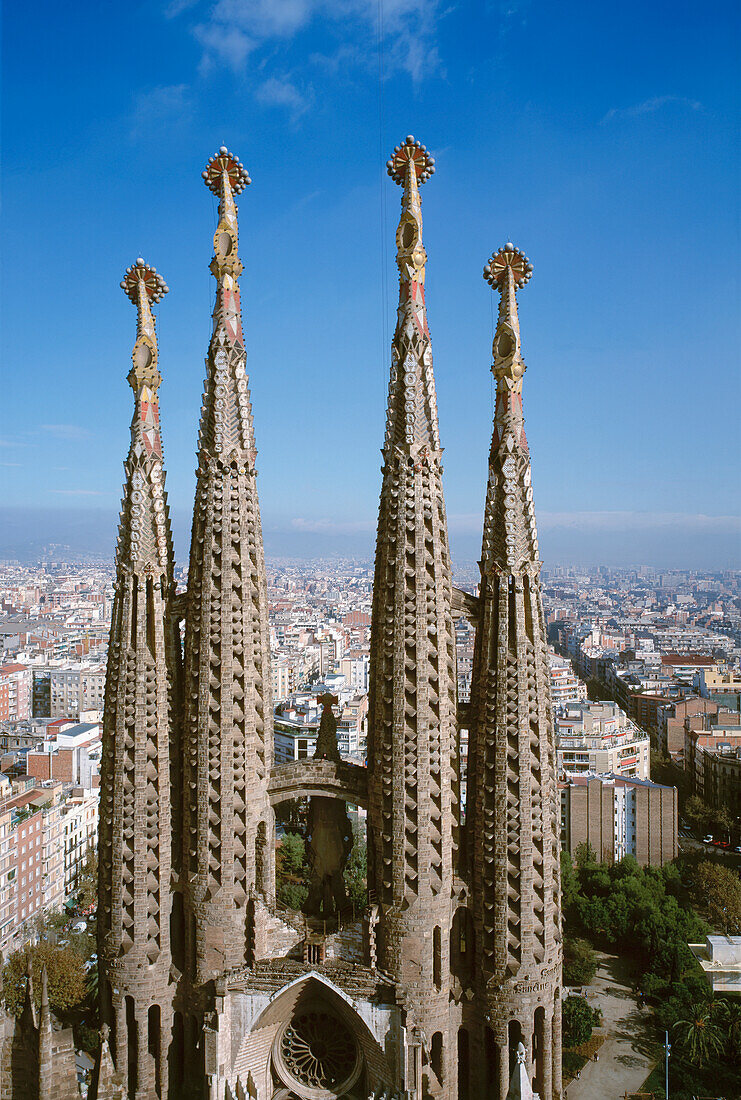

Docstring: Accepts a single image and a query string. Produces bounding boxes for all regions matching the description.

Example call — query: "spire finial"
[484,244,533,385]
[120,259,168,393]
[386,135,436,185]
[382,135,441,456]
[203,147,250,281]
[483,243,533,291]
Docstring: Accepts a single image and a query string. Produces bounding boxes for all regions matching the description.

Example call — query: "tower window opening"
[125,996,138,1096]
[146,577,156,655]
[431,1032,443,1082]
[433,925,442,990]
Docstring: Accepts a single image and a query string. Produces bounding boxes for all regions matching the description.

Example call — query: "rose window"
[277,1011,360,1096]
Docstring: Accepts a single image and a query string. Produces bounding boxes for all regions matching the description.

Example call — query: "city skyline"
[2,1,739,572]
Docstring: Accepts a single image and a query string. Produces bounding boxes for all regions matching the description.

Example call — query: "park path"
[564,951,657,1100]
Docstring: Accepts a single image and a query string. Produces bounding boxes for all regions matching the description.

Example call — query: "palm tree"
[672,1003,725,1066]
[718,999,741,1063]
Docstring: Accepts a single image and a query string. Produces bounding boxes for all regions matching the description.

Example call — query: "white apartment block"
[548,653,587,707]
[61,789,99,896]
[48,665,106,719]
[555,700,650,780]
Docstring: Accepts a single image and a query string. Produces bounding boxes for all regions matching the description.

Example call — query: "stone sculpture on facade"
[88,145,562,1100]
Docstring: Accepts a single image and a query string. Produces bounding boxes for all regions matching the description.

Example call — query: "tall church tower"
[180,148,275,987]
[98,260,179,1099]
[466,246,562,1098]
[367,137,459,1088]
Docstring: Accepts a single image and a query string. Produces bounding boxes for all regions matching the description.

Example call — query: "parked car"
[71,920,87,934]
[703,835,714,843]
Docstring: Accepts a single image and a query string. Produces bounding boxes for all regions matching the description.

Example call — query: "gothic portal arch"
[230,973,394,1100]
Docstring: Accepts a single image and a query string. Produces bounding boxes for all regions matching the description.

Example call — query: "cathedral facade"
[95,139,562,1100]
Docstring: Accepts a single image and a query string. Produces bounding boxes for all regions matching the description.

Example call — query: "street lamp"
[665,1029,671,1099]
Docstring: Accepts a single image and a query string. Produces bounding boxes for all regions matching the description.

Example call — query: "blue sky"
[2,0,739,567]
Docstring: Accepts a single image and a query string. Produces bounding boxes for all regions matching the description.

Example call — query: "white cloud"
[193,23,254,71]
[165,0,200,17]
[129,84,192,137]
[539,511,740,532]
[601,95,702,124]
[290,516,375,534]
[255,75,313,119]
[38,424,92,441]
[182,0,446,85]
[447,511,741,534]
[0,462,21,468]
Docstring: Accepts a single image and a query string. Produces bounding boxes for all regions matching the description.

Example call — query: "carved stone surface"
[181,148,275,987]
[466,247,563,1099]
[97,260,179,1099]
[367,136,459,1085]
[93,152,563,1100]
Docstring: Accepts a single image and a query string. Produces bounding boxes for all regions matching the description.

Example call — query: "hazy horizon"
[1,504,738,572]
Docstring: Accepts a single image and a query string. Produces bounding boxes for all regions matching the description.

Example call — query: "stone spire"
[367,136,458,1056]
[90,1025,127,1100]
[314,693,341,762]
[182,147,274,983]
[98,259,179,1098]
[466,246,562,1099]
[306,694,352,917]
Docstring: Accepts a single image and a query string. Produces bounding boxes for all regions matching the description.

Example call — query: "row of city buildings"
[1,559,739,950]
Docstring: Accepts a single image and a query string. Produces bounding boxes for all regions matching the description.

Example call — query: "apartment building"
[548,653,587,706]
[0,665,32,722]
[61,788,99,896]
[684,710,741,804]
[560,774,677,866]
[555,700,650,780]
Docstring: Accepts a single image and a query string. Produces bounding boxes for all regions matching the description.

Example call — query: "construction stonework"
[466,246,563,1098]
[90,143,563,1100]
[97,258,179,1099]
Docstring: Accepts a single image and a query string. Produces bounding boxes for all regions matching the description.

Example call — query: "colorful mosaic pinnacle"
[91,142,564,1100]
[386,134,436,184]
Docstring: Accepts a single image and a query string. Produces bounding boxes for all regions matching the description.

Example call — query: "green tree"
[3,943,86,1018]
[560,850,580,913]
[275,831,310,910]
[710,804,733,840]
[563,936,597,986]
[562,996,595,1048]
[672,1004,725,1066]
[75,844,98,910]
[684,795,711,835]
[719,999,741,1064]
[278,832,307,877]
[277,882,309,909]
[344,828,367,911]
[692,861,741,934]
[574,841,597,870]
